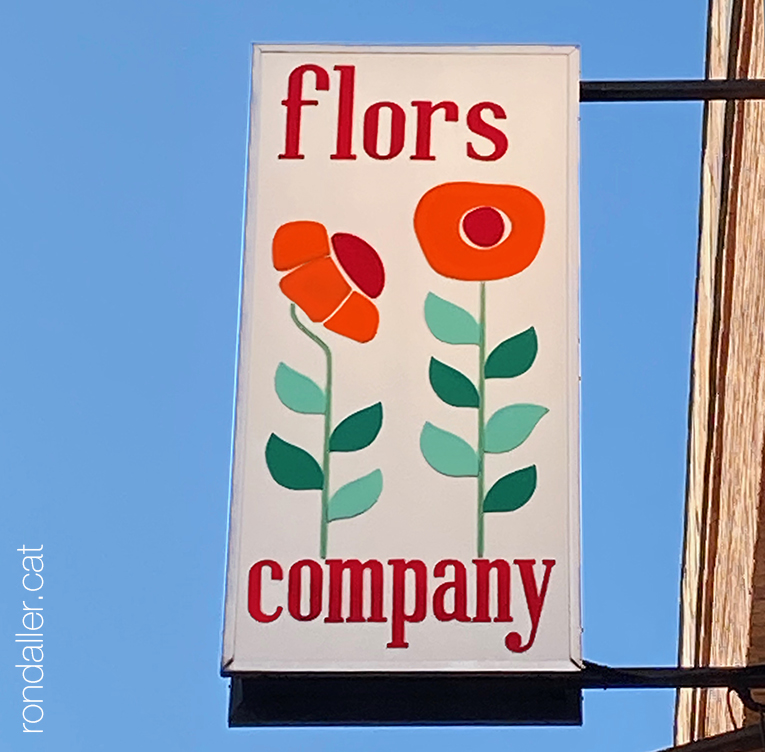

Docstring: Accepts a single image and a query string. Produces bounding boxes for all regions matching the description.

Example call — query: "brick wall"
[676,0,765,743]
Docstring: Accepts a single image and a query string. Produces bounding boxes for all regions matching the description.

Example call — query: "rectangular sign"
[223,45,581,677]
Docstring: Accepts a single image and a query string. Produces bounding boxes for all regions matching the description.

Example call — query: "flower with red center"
[272,221,385,343]
[414,182,545,281]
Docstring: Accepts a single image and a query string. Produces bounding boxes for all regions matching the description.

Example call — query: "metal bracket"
[580,79,765,102]
[733,686,765,713]
[579,661,765,689]
[226,664,765,727]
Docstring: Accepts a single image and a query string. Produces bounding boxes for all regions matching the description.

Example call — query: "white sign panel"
[223,45,580,673]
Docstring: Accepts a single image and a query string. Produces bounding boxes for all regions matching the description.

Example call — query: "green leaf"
[420,422,478,477]
[265,434,323,490]
[485,327,538,379]
[274,362,325,414]
[424,292,480,345]
[483,466,537,513]
[429,358,479,408]
[330,402,383,452]
[485,404,549,454]
[328,469,383,521]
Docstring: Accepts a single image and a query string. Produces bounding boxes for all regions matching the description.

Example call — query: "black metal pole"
[581,79,765,102]
[227,665,765,726]
[227,663,765,689]
[578,662,765,689]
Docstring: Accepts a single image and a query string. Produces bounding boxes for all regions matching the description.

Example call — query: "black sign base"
[228,673,582,726]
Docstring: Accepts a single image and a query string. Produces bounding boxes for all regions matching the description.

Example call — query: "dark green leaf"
[329,402,383,452]
[484,327,538,379]
[483,465,537,513]
[328,469,383,521]
[429,358,479,408]
[265,433,323,490]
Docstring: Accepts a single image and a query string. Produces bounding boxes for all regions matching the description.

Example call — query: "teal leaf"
[483,466,537,513]
[327,469,383,521]
[424,292,480,345]
[274,362,325,414]
[330,403,383,452]
[420,422,478,477]
[485,404,549,454]
[429,358,479,408]
[485,327,538,379]
[265,434,323,490]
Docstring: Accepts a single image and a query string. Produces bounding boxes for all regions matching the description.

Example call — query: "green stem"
[290,304,332,559]
[477,282,486,558]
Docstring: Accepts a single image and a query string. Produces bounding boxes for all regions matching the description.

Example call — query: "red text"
[248,557,556,653]
[279,64,509,162]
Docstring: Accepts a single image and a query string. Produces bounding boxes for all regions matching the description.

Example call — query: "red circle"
[462,206,505,248]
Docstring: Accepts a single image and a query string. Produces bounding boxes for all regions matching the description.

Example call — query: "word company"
[249,556,556,652]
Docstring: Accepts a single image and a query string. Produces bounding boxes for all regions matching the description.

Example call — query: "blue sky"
[0,1,704,750]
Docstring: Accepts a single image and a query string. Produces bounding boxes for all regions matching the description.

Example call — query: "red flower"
[414,182,545,281]
[273,221,384,343]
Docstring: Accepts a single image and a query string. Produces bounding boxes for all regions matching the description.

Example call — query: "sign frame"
[223,43,582,724]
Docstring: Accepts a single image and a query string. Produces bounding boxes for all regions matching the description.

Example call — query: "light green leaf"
[424,292,480,345]
[274,362,325,414]
[485,404,549,454]
[429,358,479,408]
[485,327,538,379]
[265,434,324,490]
[483,466,537,513]
[330,403,383,452]
[328,469,383,521]
[420,422,478,477]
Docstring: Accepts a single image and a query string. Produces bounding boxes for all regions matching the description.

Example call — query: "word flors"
[279,64,509,162]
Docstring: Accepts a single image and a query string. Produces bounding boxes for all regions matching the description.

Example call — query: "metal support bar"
[733,687,765,713]
[226,662,765,690]
[578,661,765,689]
[580,79,765,102]
[227,665,765,726]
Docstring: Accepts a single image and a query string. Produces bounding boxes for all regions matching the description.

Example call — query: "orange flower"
[272,221,384,343]
[414,182,545,281]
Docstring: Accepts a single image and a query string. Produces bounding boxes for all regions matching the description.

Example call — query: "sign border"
[222,43,582,678]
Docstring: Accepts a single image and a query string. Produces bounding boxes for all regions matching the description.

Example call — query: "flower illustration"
[273,221,384,342]
[414,181,544,281]
[266,220,386,559]
[414,182,548,562]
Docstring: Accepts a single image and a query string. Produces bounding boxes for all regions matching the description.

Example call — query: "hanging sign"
[223,45,581,688]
